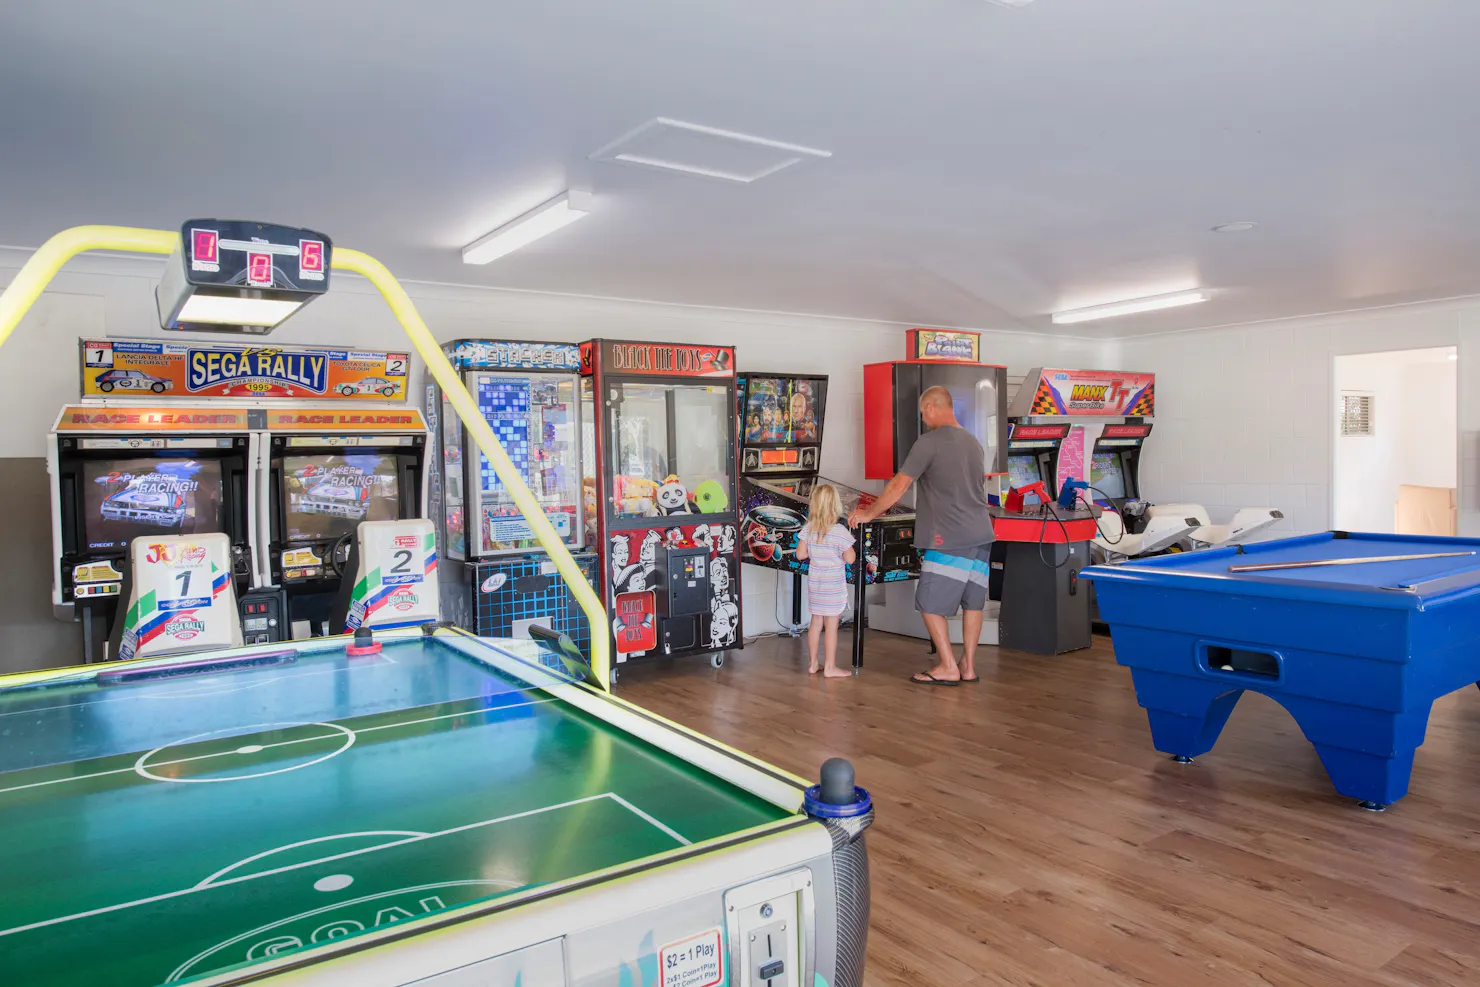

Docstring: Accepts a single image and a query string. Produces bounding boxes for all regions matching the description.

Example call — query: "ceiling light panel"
[463,190,592,265]
[591,118,832,184]
[1052,290,1209,325]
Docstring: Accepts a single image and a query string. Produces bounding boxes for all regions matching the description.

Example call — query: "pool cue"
[1228,551,1475,573]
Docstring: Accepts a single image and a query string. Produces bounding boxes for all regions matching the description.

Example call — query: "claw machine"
[582,339,742,680]
[428,339,599,652]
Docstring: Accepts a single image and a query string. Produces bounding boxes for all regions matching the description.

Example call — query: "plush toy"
[656,475,693,515]
[692,479,729,514]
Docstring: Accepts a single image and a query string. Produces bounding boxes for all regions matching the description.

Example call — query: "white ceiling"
[3,0,1479,337]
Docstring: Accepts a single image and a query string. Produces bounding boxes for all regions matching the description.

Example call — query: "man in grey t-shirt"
[848,386,994,685]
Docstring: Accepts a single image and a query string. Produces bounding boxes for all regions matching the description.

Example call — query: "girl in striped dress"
[795,483,857,678]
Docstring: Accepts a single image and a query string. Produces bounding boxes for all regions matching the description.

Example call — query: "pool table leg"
[1294,701,1432,811]
[1141,688,1245,761]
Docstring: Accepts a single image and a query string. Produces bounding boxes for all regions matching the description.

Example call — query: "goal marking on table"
[0,790,690,941]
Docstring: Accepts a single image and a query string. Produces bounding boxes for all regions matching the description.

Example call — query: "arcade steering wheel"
[330,533,355,578]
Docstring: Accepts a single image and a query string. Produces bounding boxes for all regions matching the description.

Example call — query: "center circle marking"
[134,722,356,784]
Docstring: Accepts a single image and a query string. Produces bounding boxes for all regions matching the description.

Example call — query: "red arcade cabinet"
[582,339,742,680]
[864,329,1008,483]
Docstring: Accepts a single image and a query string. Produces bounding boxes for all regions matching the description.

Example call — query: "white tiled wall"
[1108,298,1480,539]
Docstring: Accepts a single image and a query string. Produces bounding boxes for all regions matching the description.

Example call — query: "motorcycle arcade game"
[863,329,1008,645]
[584,339,742,681]
[266,406,429,639]
[737,372,918,669]
[429,339,599,653]
[999,368,1159,649]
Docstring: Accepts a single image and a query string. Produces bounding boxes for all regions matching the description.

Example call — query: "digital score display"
[181,220,332,295]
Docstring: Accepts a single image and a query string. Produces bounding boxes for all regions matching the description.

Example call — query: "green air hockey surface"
[0,633,797,987]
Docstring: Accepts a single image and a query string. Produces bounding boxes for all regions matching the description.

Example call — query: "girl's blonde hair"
[804,483,843,541]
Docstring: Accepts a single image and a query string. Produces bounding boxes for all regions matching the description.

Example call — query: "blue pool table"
[1085,531,1480,810]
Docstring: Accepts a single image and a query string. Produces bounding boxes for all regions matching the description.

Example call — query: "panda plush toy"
[655,475,693,515]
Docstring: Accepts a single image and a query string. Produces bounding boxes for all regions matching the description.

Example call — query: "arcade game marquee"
[862,329,1008,643]
[428,338,600,650]
[0,222,876,987]
[583,339,744,676]
[736,372,918,668]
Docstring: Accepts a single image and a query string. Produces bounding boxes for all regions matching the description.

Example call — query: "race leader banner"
[80,338,411,401]
[1020,368,1155,417]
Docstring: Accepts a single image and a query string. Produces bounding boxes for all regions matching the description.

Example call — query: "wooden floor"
[616,630,1480,987]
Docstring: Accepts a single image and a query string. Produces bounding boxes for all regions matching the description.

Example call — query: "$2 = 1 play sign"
[660,928,724,987]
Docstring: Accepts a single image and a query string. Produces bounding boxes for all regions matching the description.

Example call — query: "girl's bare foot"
[808,662,821,674]
[823,666,851,679]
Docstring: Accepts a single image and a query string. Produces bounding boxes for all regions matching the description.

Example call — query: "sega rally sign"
[81,338,410,401]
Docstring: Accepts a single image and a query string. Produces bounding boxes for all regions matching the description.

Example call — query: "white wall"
[0,246,1106,638]
[1108,300,1480,539]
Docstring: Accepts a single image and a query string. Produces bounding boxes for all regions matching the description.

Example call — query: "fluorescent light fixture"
[983,0,1037,6]
[1052,290,1208,325]
[176,294,304,326]
[463,190,593,265]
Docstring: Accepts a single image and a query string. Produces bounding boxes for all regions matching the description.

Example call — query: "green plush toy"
[692,479,729,514]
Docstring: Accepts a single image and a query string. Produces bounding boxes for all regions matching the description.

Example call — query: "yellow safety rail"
[0,226,611,689]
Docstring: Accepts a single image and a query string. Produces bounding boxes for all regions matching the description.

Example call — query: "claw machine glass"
[429,340,599,652]
[583,339,742,680]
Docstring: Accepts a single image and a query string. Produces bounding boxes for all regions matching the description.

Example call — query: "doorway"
[1332,347,1457,534]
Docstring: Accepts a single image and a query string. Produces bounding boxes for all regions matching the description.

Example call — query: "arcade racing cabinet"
[266,408,430,639]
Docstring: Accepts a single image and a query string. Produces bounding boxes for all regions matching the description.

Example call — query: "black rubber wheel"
[99,381,114,393]
[710,653,725,669]
[151,382,165,393]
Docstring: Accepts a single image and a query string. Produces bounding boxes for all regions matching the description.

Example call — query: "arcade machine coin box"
[658,544,711,616]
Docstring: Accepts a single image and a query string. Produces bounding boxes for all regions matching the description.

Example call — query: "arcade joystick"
[346,626,381,657]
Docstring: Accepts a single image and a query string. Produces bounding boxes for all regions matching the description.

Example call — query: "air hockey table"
[1085,531,1480,810]
[0,626,872,987]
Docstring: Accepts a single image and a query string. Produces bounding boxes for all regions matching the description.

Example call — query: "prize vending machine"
[264,407,430,639]
[583,339,742,679]
[428,339,599,651]
[49,403,264,662]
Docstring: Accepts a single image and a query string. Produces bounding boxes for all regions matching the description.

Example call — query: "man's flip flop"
[910,673,961,686]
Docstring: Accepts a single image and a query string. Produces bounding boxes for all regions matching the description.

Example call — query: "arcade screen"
[743,377,823,445]
[1090,451,1127,501]
[282,453,401,543]
[1007,454,1045,506]
[82,458,223,550]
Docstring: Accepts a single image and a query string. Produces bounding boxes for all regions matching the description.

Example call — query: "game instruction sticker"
[659,928,724,987]
[80,338,411,401]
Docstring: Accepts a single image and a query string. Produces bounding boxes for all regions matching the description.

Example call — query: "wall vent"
[1340,393,1374,436]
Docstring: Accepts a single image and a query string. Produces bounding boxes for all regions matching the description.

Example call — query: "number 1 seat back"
[110,533,241,661]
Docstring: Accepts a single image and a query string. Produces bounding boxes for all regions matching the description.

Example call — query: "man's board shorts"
[915,545,992,615]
